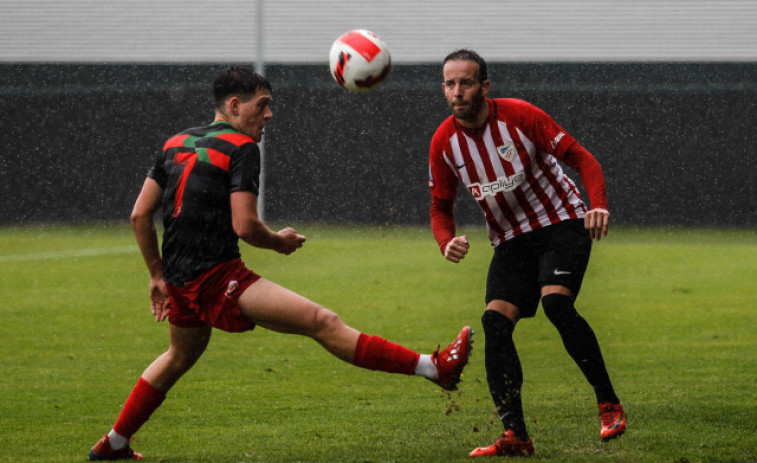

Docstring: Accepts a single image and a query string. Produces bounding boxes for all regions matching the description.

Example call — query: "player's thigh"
[486,240,541,317]
[237,278,331,335]
[537,219,592,296]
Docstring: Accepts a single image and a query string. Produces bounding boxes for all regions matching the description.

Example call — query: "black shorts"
[485,219,592,318]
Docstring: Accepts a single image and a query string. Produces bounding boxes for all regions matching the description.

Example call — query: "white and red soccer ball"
[329,29,391,92]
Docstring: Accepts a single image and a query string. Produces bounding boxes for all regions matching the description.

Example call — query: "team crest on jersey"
[497,143,517,163]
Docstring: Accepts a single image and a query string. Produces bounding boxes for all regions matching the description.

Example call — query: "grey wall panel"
[1,63,754,227]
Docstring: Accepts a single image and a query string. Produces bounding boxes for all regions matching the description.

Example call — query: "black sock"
[481,310,528,439]
[542,294,619,404]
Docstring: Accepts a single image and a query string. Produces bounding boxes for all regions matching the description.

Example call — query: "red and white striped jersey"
[429,98,603,246]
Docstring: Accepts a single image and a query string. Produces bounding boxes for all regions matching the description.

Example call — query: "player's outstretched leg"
[238,278,473,388]
[351,325,472,390]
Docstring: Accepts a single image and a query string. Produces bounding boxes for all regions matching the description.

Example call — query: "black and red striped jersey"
[148,121,260,286]
[429,98,607,247]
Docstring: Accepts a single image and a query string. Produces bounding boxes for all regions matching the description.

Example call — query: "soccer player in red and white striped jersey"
[429,50,626,457]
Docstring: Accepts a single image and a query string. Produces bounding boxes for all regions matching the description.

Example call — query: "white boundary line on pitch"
[0,245,136,263]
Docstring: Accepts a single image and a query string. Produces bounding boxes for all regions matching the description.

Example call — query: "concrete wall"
[1,63,755,227]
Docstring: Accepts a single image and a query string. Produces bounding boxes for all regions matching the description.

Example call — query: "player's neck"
[213,112,240,132]
[213,110,230,125]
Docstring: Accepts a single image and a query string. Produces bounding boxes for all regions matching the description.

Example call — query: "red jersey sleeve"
[562,142,609,211]
[428,121,459,200]
[430,196,455,254]
[429,120,459,252]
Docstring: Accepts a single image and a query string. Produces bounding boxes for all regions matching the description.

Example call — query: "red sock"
[112,377,166,438]
[353,333,420,374]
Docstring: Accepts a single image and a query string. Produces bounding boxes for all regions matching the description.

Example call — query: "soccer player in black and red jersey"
[428,50,626,457]
[88,67,472,461]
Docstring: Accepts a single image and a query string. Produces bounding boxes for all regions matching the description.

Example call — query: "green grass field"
[0,223,755,463]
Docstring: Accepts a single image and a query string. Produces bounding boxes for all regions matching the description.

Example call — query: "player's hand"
[149,277,170,322]
[444,235,470,263]
[584,208,610,241]
[276,227,307,255]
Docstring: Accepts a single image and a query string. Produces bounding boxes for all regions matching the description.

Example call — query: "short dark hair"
[443,49,488,82]
[213,66,272,109]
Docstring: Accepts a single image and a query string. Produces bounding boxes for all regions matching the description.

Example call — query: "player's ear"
[227,95,240,116]
[481,79,491,96]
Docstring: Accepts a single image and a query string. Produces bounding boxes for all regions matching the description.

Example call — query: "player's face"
[235,90,273,142]
[442,60,490,126]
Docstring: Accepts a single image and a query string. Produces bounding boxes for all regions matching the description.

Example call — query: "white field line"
[0,245,136,263]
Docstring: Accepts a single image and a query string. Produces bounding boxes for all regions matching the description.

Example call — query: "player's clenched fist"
[276,227,306,255]
[444,235,470,263]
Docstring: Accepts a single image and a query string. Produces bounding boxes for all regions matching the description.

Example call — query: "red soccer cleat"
[469,430,534,457]
[88,434,143,461]
[599,402,627,441]
[430,326,473,391]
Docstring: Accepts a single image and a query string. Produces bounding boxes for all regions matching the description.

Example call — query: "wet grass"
[0,223,755,462]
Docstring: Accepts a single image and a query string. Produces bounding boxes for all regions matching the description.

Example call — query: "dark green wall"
[2,63,755,226]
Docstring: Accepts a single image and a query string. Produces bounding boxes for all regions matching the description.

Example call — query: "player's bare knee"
[311,307,344,340]
[166,346,203,373]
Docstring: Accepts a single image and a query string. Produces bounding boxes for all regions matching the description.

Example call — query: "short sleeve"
[229,142,261,195]
[146,150,168,189]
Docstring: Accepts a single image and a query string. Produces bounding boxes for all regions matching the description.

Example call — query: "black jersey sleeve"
[146,150,168,189]
[229,142,261,195]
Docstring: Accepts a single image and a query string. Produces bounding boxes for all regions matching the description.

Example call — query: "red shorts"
[166,258,261,333]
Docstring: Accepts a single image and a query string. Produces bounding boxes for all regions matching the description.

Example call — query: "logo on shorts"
[224,280,239,299]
